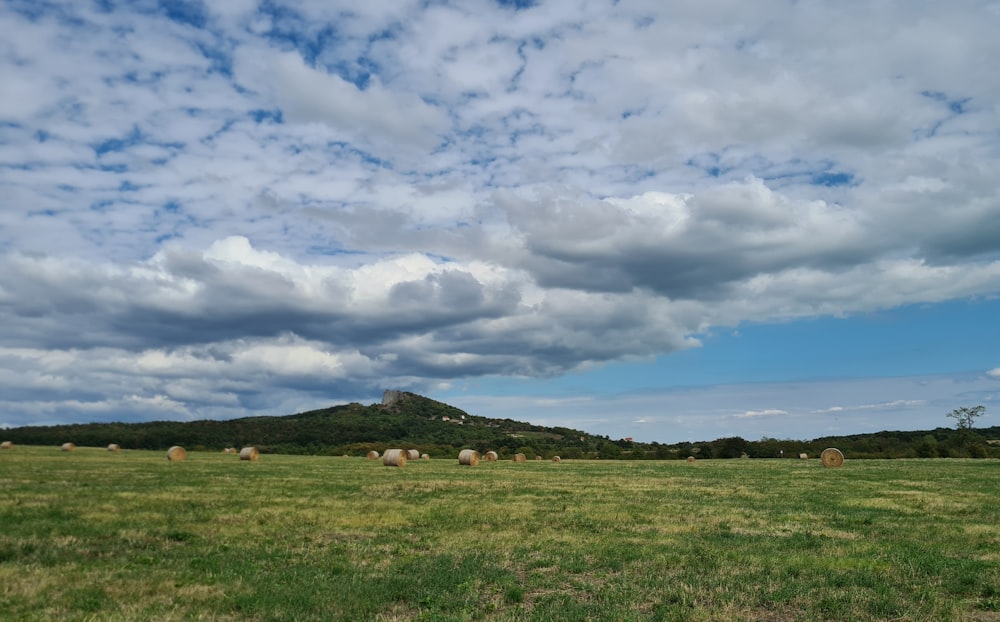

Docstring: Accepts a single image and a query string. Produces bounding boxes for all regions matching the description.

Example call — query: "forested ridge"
[3,392,998,459]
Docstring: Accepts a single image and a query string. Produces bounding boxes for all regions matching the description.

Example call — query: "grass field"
[1,447,998,621]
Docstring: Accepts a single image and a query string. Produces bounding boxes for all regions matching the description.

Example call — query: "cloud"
[737,409,789,418]
[988,368,1000,380]
[1,0,999,429]
[232,46,449,153]
[812,400,926,414]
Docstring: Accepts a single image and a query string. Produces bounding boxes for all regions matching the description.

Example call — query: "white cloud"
[1,0,999,432]
[738,409,789,418]
[232,45,448,153]
[813,400,926,414]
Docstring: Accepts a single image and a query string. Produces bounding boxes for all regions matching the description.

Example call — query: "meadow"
[1,446,998,621]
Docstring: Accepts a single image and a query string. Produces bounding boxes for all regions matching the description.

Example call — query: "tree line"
[3,394,997,460]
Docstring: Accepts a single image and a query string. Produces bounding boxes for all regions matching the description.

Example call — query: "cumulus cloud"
[1,0,999,427]
[232,45,449,153]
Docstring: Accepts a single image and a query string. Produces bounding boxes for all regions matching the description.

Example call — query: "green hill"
[2,391,998,459]
[0,391,596,458]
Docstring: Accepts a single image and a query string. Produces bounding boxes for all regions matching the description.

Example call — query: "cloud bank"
[1,0,999,428]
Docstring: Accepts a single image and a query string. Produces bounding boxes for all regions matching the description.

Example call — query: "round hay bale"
[535,455,542,461]
[512,453,526,463]
[166,446,187,462]
[686,456,695,463]
[383,448,407,467]
[107,444,120,453]
[1,441,13,450]
[484,451,499,462]
[820,447,845,468]
[799,453,809,460]
[61,442,76,452]
[551,456,561,463]
[407,449,420,461]
[458,449,480,466]
[421,453,430,460]
[240,446,260,461]
[366,450,380,460]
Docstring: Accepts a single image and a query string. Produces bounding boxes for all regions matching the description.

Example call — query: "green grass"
[1,447,998,621]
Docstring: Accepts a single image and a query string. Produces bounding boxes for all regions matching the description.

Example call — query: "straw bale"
[240,446,260,461]
[512,453,526,463]
[686,456,695,463]
[61,442,76,452]
[1,441,12,449]
[383,448,407,467]
[421,453,430,460]
[166,446,187,461]
[484,451,499,462]
[551,456,561,463]
[799,453,808,460]
[407,449,420,461]
[820,447,845,468]
[366,450,380,460]
[535,455,542,461]
[458,449,481,466]
[107,444,120,452]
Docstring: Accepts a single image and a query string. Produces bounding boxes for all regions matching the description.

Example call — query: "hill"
[2,390,998,459]
[0,391,597,458]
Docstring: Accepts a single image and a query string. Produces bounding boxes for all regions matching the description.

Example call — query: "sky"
[1,0,999,443]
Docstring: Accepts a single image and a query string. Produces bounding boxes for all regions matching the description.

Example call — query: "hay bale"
[512,453,526,463]
[686,456,695,463]
[383,448,407,467]
[107,444,120,452]
[458,449,480,466]
[240,446,260,461]
[820,447,845,468]
[421,453,430,460]
[484,451,499,462]
[366,450,380,460]
[551,456,561,463]
[799,453,808,460]
[1,441,13,450]
[166,446,187,462]
[535,455,542,461]
[61,442,76,452]
[407,449,420,461]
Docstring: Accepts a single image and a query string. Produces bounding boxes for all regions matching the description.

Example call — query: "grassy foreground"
[1,447,998,621]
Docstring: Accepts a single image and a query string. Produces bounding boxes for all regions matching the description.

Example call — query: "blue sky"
[437,298,1000,440]
[1,0,999,442]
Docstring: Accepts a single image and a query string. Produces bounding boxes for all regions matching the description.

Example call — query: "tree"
[947,405,985,430]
